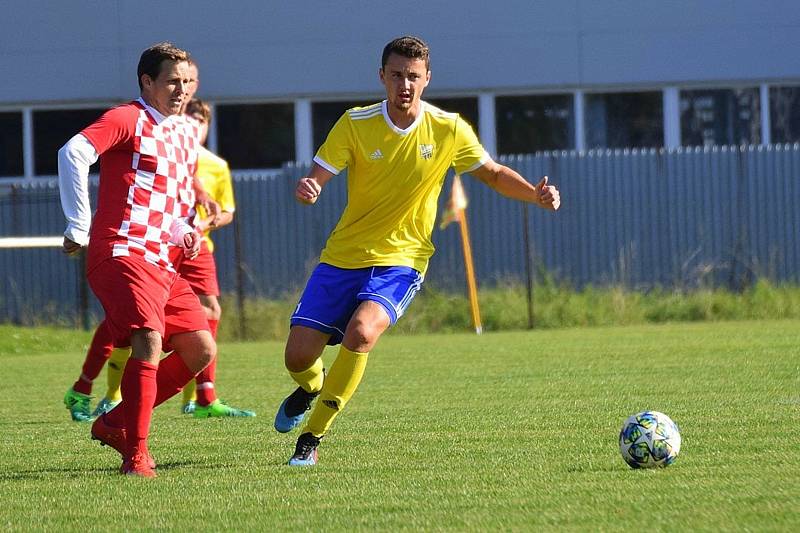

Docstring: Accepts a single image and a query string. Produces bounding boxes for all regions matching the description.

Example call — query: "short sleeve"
[216,162,236,213]
[313,112,354,174]
[451,116,489,175]
[80,104,137,155]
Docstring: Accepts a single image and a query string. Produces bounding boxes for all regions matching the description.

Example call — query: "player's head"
[137,42,192,117]
[185,98,211,145]
[379,36,431,114]
[381,36,430,71]
[180,57,200,114]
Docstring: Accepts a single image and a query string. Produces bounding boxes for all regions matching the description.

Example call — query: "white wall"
[2,0,800,106]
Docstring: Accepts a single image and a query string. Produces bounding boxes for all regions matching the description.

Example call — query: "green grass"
[219,280,800,341]
[2,321,799,531]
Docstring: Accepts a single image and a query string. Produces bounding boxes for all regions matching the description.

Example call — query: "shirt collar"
[137,97,168,124]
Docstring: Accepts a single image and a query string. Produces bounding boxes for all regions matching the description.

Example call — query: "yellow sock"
[105,347,131,402]
[304,346,368,437]
[289,357,325,393]
[182,379,197,404]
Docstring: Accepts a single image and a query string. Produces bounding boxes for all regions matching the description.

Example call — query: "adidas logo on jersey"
[369,149,384,160]
[419,144,434,160]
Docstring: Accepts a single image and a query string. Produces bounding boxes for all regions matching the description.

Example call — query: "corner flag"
[440,175,482,334]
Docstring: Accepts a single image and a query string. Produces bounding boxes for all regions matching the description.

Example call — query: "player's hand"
[296,177,321,205]
[62,237,83,256]
[196,191,221,223]
[535,176,560,211]
[182,231,202,260]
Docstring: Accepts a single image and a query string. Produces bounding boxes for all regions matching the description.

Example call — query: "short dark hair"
[381,35,430,70]
[185,98,211,125]
[137,42,190,90]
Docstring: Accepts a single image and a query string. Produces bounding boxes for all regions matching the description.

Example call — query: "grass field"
[1,320,799,531]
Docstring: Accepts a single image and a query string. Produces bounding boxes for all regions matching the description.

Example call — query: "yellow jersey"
[195,145,235,252]
[314,100,488,273]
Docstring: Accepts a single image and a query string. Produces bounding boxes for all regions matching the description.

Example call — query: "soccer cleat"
[92,415,156,469]
[64,387,94,422]
[274,386,319,433]
[91,414,128,457]
[121,452,157,478]
[288,432,321,466]
[91,397,121,418]
[182,400,196,415]
[193,399,256,418]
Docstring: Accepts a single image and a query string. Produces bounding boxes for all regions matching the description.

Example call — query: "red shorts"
[88,255,209,347]
[170,240,219,296]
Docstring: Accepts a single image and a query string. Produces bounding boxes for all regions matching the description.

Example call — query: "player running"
[273,36,560,466]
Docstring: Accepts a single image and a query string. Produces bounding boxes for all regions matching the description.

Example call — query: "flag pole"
[453,177,482,334]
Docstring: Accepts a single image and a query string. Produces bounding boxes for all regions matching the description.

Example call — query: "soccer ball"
[619,411,681,469]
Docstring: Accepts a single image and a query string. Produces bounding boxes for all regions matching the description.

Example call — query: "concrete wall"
[2,0,800,106]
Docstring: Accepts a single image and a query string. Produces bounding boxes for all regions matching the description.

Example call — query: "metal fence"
[1,144,798,327]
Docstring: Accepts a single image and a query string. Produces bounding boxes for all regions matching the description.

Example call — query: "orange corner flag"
[439,175,469,230]
[439,175,482,334]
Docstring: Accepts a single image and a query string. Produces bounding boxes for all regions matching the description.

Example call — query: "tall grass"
[217,279,800,342]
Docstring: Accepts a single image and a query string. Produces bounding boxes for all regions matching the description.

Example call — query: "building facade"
[1,0,800,180]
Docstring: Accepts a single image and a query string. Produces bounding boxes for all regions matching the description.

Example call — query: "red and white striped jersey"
[80,100,200,273]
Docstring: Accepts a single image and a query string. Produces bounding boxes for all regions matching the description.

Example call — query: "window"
[312,100,373,152]
[216,103,295,169]
[34,108,106,175]
[585,92,663,149]
[426,97,479,133]
[495,94,573,154]
[770,86,800,143]
[0,112,23,177]
[680,88,760,146]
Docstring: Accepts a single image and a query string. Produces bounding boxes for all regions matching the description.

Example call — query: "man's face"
[141,60,191,116]
[186,63,199,102]
[380,53,430,113]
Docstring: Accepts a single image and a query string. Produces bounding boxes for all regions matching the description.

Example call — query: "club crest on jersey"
[419,144,434,160]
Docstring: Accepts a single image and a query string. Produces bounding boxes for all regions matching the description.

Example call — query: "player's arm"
[169,218,202,259]
[58,134,99,254]
[193,178,221,223]
[296,163,335,205]
[469,160,560,211]
[195,210,233,233]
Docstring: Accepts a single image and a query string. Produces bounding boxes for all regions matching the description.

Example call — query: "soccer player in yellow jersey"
[177,98,255,418]
[273,36,560,466]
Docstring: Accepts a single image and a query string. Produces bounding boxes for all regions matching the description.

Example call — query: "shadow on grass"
[0,459,219,480]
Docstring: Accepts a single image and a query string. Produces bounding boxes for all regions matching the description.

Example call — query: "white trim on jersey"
[380,100,424,135]
[313,155,341,175]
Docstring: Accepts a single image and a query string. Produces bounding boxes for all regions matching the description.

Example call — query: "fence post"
[78,250,90,330]
[522,202,534,329]
[233,214,247,340]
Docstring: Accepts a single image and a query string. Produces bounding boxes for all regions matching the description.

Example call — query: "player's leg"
[85,257,173,477]
[64,320,114,422]
[288,266,423,466]
[289,302,386,466]
[192,293,254,418]
[181,378,197,414]
[96,345,131,416]
[274,326,330,432]
[274,263,360,434]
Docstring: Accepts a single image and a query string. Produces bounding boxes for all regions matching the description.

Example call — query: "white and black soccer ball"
[619,411,681,468]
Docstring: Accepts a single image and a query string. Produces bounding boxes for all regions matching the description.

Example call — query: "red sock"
[73,321,114,395]
[153,351,196,407]
[120,359,158,456]
[196,319,218,406]
[104,353,196,428]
